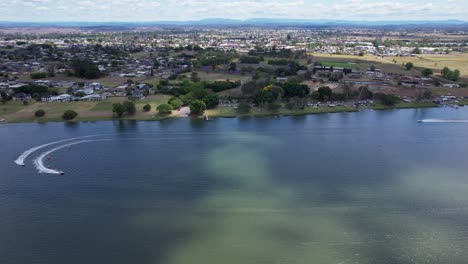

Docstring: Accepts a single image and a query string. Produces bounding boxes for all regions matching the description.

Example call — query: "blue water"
[1,108,468,264]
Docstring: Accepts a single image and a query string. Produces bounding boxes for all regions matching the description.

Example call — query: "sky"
[0,0,467,22]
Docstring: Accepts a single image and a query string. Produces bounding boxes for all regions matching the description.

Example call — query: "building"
[12,93,32,101]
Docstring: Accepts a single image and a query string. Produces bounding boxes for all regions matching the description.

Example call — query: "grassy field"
[319,61,360,69]
[311,52,468,79]
[381,54,468,78]
[0,95,172,123]
[186,72,252,82]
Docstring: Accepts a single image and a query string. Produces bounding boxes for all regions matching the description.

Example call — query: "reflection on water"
[1,107,468,264]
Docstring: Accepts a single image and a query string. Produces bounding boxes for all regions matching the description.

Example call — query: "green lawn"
[320,61,359,69]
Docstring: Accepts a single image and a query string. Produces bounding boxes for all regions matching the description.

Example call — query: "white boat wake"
[33,140,95,174]
[14,135,102,166]
[418,119,468,123]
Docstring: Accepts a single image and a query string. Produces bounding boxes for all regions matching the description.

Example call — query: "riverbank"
[2,99,466,124]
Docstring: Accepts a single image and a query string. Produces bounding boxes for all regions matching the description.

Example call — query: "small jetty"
[204,115,213,121]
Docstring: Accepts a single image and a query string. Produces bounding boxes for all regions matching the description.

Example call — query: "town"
[0,24,467,122]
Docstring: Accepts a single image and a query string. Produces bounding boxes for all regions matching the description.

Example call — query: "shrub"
[143,104,151,112]
[157,103,173,114]
[62,110,78,120]
[405,62,414,70]
[34,109,45,117]
[237,102,251,114]
[267,102,281,112]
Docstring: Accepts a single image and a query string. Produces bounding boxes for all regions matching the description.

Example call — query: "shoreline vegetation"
[1,99,466,124]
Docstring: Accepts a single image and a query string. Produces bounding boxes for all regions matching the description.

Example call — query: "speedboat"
[59,171,65,175]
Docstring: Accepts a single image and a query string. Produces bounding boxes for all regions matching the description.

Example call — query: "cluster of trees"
[162,81,219,115]
[441,67,461,81]
[158,79,240,96]
[239,56,263,64]
[70,58,101,79]
[195,50,236,69]
[253,82,310,106]
[268,59,295,66]
[30,72,48,79]
[203,80,241,93]
[112,101,136,117]
[15,84,49,95]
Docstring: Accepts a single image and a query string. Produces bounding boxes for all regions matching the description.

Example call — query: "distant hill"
[0,19,466,28]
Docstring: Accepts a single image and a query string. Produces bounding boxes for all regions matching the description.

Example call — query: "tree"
[62,110,78,120]
[452,69,461,81]
[112,103,126,117]
[375,93,398,106]
[441,67,451,78]
[202,93,219,109]
[191,71,200,82]
[237,102,251,114]
[357,86,373,100]
[317,86,332,101]
[254,90,275,105]
[35,109,45,117]
[422,68,433,77]
[181,92,196,105]
[189,100,206,115]
[228,62,237,72]
[30,72,47,79]
[157,103,173,114]
[423,90,433,99]
[281,82,310,98]
[405,62,414,70]
[123,101,136,115]
[168,97,183,109]
[143,104,151,112]
[71,58,101,79]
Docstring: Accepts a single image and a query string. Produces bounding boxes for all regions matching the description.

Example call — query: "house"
[50,94,72,102]
[88,82,104,90]
[8,83,28,89]
[130,90,144,100]
[75,87,94,95]
[443,84,460,89]
[136,83,150,90]
[80,94,106,101]
[41,95,53,102]
[13,93,31,101]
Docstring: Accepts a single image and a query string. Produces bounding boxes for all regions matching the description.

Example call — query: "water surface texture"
[1,108,468,264]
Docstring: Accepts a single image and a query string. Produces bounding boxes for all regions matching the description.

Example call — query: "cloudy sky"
[1,0,467,22]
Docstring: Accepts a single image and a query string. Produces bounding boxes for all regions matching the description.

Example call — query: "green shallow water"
[1,108,468,264]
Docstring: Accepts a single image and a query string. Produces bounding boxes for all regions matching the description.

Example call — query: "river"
[1,107,468,264]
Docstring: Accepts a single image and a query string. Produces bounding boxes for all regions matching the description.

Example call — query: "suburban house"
[80,94,107,101]
[13,93,32,101]
[130,90,144,100]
